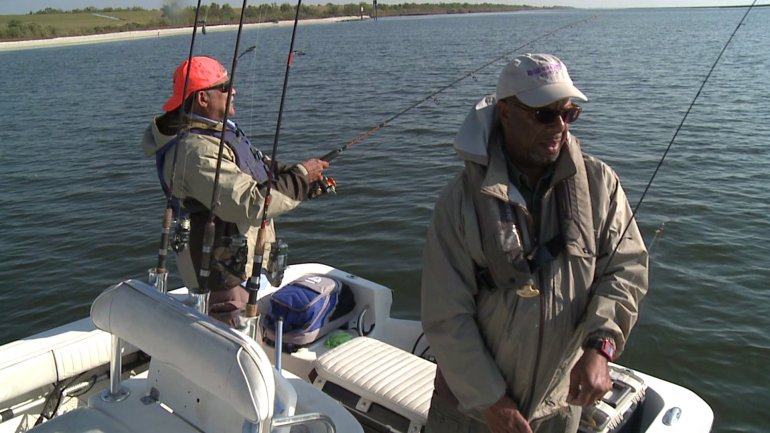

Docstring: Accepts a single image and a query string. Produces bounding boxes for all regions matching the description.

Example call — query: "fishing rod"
[197,0,251,307]
[149,0,206,294]
[243,0,305,320]
[596,0,759,280]
[317,16,595,163]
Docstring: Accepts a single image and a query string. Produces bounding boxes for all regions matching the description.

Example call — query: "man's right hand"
[300,159,329,182]
[481,395,533,433]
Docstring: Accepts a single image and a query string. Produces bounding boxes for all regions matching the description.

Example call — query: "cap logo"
[527,62,562,77]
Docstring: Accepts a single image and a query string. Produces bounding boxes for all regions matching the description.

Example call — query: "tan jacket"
[142,115,311,288]
[421,96,648,420]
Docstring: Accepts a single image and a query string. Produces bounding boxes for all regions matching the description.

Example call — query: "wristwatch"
[584,337,616,361]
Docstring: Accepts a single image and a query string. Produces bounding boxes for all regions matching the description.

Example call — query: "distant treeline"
[30,7,148,14]
[1,3,549,41]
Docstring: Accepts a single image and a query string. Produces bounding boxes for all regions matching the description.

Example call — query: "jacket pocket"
[564,241,596,259]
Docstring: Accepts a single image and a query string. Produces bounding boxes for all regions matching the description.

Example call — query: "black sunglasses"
[205,81,232,93]
[509,100,582,124]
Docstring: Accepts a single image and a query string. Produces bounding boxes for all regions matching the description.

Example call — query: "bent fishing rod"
[596,0,759,281]
[243,0,305,319]
[318,16,595,163]
[150,0,206,292]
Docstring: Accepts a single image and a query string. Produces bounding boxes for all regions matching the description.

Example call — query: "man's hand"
[300,159,329,182]
[567,349,612,407]
[481,395,533,433]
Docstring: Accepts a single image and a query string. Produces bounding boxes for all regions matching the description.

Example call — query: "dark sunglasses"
[205,81,232,93]
[509,100,582,124]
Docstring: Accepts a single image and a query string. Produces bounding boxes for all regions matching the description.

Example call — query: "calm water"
[1,7,769,432]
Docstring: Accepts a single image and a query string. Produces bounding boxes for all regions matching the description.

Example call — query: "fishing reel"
[227,234,249,278]
[308,176,336,199]
[170,216,191,253]
[266,239,288,287]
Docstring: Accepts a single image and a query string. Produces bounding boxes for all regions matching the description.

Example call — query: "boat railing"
[273,412,336,433]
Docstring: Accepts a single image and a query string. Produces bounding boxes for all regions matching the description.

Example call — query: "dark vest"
[155,125,269,199]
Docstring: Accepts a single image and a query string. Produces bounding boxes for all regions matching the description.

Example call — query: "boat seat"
[312,336,436,433]
[28,279,283,433]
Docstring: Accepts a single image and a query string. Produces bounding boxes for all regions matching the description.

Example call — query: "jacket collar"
[455,96,582,204]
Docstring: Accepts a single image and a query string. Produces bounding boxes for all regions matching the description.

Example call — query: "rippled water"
[1,7,769,432]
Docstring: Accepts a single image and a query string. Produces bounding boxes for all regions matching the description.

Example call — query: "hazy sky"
[0,0,763,15]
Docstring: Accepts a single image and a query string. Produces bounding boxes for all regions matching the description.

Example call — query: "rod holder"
[189,291,209,315]
[275,317,283,373]
[147,267,168,294]
[237,314,259,341]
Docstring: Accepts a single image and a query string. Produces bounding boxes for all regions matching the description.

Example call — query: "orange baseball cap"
[162,56,229,112]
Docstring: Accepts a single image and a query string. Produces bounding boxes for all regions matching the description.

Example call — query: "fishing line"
[240,4,267,136]
[319,16,596,162]
[645,222,666,257]
[598,0,758,279]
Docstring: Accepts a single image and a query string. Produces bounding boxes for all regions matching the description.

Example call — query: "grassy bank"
[0,3,552,41]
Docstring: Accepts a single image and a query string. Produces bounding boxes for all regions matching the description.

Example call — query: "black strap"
[476,232,564,291]
[528,232,565,272]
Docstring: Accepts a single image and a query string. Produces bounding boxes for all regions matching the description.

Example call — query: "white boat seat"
[28,279,282,433]
[312,336,436,433]
[92,279,281,432]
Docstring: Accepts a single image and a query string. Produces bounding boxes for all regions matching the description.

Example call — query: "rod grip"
[320,148,341,162]
[197,220,216,293]
[156,207,174,271]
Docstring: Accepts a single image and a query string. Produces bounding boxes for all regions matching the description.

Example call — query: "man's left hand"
[566,349,612,407]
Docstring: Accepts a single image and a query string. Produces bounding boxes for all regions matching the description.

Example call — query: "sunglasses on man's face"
[206,81,232,93]
[509,100,582,125]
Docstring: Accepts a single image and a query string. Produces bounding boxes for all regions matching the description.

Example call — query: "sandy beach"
[0,16,365,52]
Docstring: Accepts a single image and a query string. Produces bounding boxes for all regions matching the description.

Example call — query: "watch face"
[600,339,616,360]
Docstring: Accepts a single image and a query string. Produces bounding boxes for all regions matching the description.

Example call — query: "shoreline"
[0,16,366,52]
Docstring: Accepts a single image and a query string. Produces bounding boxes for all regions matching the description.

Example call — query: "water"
[1,7,769,432]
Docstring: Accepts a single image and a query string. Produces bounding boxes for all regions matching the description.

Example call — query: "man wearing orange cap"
[421,54,648,432]
[142,56,329,325]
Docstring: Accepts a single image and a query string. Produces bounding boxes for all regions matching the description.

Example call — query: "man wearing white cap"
[421,54,648,432]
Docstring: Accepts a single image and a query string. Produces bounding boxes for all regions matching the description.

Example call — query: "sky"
[0,0,762,15]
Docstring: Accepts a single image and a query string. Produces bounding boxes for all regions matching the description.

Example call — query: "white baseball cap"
[495,53,588,107]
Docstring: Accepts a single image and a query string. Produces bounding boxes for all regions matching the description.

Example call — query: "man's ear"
[194,91,209,108]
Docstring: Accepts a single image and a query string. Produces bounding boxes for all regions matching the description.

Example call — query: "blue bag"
[262,274,354,351]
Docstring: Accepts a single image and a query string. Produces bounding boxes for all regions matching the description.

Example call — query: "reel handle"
[308,176,336,199]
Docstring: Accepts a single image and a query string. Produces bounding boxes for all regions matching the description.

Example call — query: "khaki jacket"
[142,115,311,288]
[421,96,648,420]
